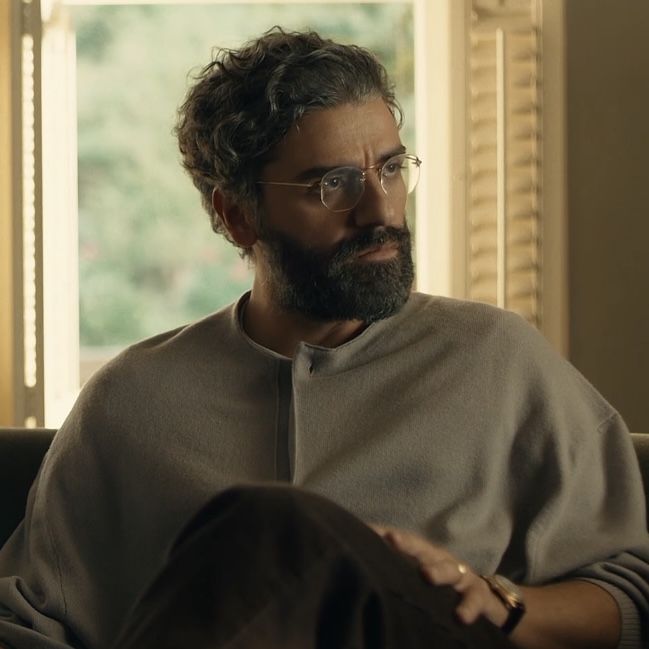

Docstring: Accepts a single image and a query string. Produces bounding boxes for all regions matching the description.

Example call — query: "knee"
[171,483,329,553]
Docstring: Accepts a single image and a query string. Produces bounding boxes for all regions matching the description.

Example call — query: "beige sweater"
[1,293,647,648]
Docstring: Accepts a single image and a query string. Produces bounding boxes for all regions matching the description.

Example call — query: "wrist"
[481,574,526,635]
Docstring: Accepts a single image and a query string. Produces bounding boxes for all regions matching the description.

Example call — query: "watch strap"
[481,574,526,635]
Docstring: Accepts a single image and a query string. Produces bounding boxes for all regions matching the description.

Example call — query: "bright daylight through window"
[69,3,416,384]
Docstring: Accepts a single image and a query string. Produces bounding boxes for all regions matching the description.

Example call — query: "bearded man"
[1,28,648,649]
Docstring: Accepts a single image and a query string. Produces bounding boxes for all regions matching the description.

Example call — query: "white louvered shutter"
[467,0,542,326]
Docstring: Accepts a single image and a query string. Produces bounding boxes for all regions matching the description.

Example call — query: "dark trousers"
[114,485,513,649]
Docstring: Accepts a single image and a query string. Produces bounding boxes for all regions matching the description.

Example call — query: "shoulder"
[94,299,241,390]
[402,293,560,369]
[54,301,243,448]
[398,293,617,431]
[114,300,240,373]
[395,292,534,352]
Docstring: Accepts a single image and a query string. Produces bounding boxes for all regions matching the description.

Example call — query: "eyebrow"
[293,145,407,182]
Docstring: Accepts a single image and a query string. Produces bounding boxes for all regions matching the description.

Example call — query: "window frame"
[1,0,567,427]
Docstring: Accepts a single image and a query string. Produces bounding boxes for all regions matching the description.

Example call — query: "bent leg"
[114,485,513,649]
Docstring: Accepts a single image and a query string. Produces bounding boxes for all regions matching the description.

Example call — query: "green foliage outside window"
[72,3,415,349]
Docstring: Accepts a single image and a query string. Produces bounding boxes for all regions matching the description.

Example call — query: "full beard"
[257,224,415,323]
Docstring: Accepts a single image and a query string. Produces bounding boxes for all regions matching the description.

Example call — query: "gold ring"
[457,562,468,575]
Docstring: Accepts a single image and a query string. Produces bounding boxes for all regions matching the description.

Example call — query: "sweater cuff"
[578,578,642,649]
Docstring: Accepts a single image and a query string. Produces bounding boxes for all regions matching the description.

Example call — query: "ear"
[211,188,258,248]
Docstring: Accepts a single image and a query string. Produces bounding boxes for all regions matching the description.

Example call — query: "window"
[2,0,564,427]
[69,3,416,385]
[7,0,428,427]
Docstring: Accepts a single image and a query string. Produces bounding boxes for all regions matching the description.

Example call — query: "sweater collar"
[231,290,423,374]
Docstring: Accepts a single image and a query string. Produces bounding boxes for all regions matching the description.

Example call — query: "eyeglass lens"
[321,154,420,212]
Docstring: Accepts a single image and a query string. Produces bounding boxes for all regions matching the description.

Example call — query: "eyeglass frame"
[256,152,422,213]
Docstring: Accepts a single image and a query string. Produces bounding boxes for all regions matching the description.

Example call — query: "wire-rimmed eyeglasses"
[257,153,422,212]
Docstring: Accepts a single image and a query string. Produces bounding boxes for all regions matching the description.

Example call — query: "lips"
[331,226,409,266]
[356,242,399,260]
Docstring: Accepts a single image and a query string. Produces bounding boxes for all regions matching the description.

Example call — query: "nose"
[351,171,400,228]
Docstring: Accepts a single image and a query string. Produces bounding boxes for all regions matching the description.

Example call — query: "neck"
[243,283,367,358]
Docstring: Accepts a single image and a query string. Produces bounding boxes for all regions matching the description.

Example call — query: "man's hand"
[370,524,509,628]
[371,524,622,649]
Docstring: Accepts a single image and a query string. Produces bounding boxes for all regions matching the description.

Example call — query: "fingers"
[420,558,470,586]
[456,582,488,624]
[371,525,469,587]
[371,525,450,565]
[370,524,508,629]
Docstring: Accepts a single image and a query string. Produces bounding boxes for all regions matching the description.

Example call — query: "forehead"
[263,97,402,175]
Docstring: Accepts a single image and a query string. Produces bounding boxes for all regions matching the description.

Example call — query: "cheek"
[263,200,350,250]
[299,218,347,247]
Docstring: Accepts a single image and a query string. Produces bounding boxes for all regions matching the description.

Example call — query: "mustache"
[327,226,411,266]
[257,223,411,276]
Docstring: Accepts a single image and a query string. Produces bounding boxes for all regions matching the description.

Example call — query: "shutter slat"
[467,0,542,326]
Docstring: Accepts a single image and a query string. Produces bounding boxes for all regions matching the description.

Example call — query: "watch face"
[493,576,523,600]
[492,575,525,607]
[483,575,526,635]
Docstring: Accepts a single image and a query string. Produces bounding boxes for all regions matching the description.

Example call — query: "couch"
[1,427,648,548]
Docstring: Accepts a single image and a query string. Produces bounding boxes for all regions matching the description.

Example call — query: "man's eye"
[322,175,345,190]
[383,161,403,176]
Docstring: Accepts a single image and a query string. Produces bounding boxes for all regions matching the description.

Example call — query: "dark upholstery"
[632,432,649,522]
[0,428,648,548]
[0,428,55,547]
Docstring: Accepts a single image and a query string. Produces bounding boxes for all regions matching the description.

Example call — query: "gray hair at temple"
[174,27,403,255]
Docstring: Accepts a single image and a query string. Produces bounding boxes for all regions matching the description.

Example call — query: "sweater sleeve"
[565,414,649,649]
[0,358,177,649]
[0,366,130,649]
[0,395,101,649]
[0,454,77,649]
[513,335,649,649]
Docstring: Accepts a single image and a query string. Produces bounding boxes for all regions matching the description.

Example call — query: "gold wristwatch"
[481,574,526,635]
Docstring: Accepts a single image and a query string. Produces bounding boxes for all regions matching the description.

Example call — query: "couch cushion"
[0,428,56,547]
[631,433,649,522]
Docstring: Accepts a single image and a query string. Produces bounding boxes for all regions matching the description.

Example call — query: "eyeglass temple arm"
[257,156,421,188]
[257,181,313,188]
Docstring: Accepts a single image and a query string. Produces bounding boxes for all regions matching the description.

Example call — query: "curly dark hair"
[175,27,402,255]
